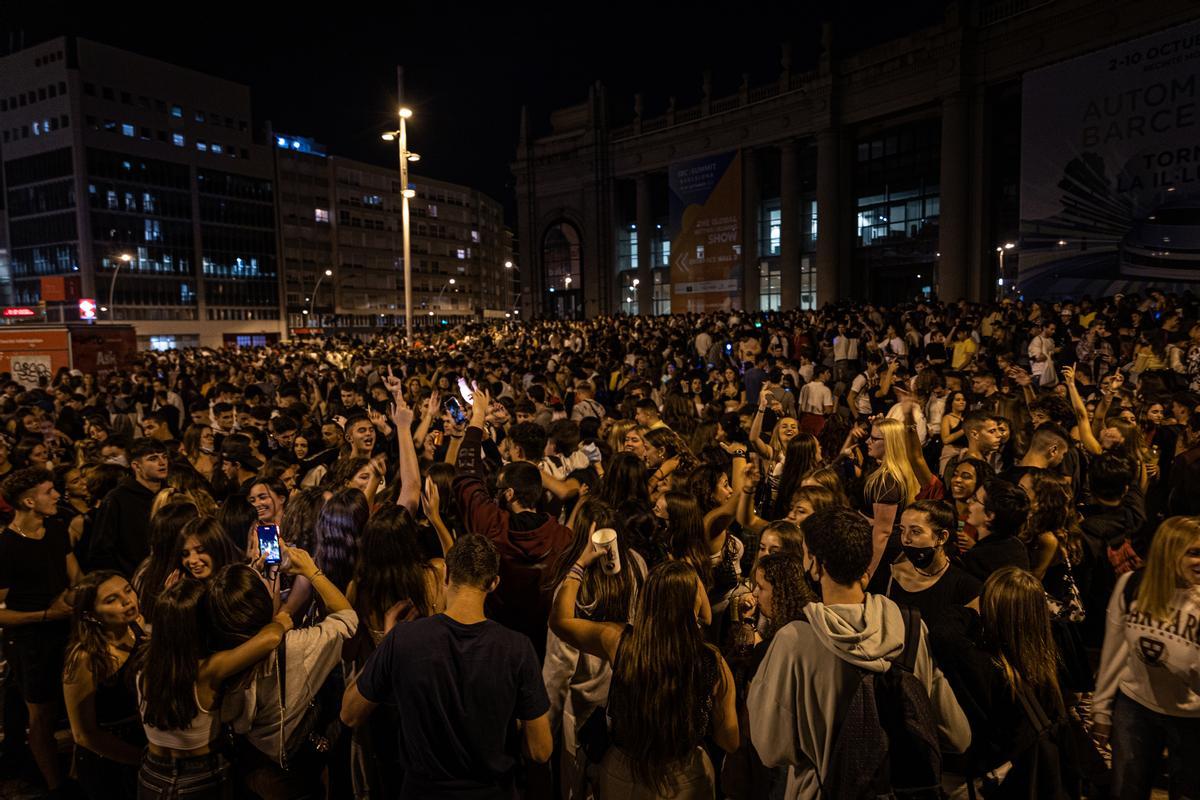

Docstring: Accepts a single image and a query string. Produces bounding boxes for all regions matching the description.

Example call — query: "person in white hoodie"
[1093,516,1200,800]
[747,507,971,800]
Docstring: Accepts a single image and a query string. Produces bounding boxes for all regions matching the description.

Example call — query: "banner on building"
[669,152,742,312]
[1019,20,1200,296]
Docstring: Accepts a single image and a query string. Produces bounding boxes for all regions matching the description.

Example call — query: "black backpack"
[819,605,944,800]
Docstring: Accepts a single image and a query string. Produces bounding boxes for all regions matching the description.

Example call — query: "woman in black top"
[887,500,981,632]
[63,570,147,800]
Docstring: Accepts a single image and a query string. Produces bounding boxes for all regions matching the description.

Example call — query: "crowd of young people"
[0,289,1198,799]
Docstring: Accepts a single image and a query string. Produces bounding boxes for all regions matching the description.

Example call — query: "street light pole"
[384,110,420,347]
[308,268,333,321]
[107,253,132,323]
[435,277,456,313]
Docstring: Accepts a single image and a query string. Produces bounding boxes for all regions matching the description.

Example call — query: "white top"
[798,381,833,415]
[1093,573,1200,727]
[227,608,358,761]
[139,683,217,751]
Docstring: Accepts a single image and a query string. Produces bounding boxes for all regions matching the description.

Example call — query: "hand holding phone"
[256,524,281,565]
[458,377,475,407]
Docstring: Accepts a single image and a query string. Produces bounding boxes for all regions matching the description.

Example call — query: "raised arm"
[282,540,351,614]
[901,400,933,489]
[386,379,421,515]
[704,450,747,542]
[748,393,772,460]
[1063,364,1102,455]
[412,391,439,450]
[548,547,623,662]
[421,477,455,558]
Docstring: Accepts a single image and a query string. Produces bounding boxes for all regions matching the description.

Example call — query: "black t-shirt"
[0,521,71,640]
[888,564,982,630]
[357,614,549,799]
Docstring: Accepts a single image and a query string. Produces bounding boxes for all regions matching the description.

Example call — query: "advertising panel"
[668,152,743,312]
[1019,21,1200,296]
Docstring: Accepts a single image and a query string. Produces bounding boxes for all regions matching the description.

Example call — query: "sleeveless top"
[95,625,145,728]
[138,681,218,751]
[608,626,719,754]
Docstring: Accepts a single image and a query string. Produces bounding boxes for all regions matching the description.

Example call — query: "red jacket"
[453,426,572,660]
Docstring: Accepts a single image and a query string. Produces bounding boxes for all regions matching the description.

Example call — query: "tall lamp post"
[308,268,333,321]
[996,242,1016,293]
[382,108,421,347]
[105,253,132,322]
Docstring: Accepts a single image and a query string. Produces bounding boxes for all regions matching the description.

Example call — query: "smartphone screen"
[457,377,475,407]
[256,524,280,565]
[443,396,468,425]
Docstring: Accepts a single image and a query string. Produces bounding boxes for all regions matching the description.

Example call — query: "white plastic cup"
[591,527,621,575]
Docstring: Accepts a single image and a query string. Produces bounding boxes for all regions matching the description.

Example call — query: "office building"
[513,0,1200,317]
[0,36,282,348]
[270,133,512,333]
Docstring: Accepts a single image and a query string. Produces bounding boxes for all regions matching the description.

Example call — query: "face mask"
[903,545,938,570]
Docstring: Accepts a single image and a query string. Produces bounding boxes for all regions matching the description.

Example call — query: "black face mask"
[903,545,938,570]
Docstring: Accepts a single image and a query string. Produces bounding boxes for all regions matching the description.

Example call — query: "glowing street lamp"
[107,253,133,322]
[382,106,421,345]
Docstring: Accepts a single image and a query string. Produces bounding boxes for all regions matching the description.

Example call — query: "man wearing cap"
[87,439,169,575]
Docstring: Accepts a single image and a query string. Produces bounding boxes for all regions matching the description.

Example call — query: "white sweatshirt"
[1093,573,1200,727]
[747,594,970,800]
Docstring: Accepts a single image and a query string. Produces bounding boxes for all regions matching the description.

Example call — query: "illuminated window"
[314,208,329,223]
[121,123,135,137]
[211,144,222,154]
[172,133,184,147]
[170,104,182,118]
[471,230,479,243]
[196,140,207,152]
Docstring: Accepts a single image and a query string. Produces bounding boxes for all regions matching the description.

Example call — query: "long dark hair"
[772,434,822,519]
[205,564,274,651]
[684,463,728,515]
[609,560,722,793]
[315,487,370,590]
[594,452,650,509]
[980,567,1063,714]
[216,493,257,552]
[352,506,434,625]
[280,486,325,554]
[135,501,200,621]
[177,516,241,578]
[64,570,134,685]
[136,578,208,731]
[549,499,641,622]
[663,491,711,587]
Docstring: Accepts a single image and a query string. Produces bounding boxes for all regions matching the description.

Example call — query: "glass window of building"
[314,208,329,223]
[652,269,670,316]
[121,123,135,137]
[759,200,782,256]
[172,133,184,147]
[170,104,182,118]
[759,261,782,311]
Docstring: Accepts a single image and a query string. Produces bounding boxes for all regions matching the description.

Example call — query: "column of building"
[815,129,841,304]
[779,142,801,309]
[635,174,654,313]
[741,147,760,312]
[937,92,969,302]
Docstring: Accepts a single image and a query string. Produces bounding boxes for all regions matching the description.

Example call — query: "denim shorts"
[137,751,232,800]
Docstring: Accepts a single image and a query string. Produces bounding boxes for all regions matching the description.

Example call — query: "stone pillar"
[635,175,654,314]
[815,129,841,305]
[741,148,760,312]
[780,142,801,310]
[938,92,969,302]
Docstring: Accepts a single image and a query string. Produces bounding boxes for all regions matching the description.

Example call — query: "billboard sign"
[668,151,742,312]
[1019,20,1200,296]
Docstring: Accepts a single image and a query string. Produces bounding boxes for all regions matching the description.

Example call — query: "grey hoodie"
[748,594,971,800]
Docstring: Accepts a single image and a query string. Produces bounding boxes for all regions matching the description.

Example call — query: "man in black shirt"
[961,479,1031,582]
[341,534,552,799]
[87,438,168,574]
[0,467,81,795]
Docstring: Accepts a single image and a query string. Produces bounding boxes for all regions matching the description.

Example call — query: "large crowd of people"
[0,290,1198,800]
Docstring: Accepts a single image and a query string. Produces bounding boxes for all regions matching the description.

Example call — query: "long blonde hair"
[864,418,920,506]
[1136,516,1200,622]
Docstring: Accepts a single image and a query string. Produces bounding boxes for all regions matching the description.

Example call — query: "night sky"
[6,3,948,222]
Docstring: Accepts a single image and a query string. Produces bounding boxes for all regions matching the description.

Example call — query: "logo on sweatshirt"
[1137,637,1166,666]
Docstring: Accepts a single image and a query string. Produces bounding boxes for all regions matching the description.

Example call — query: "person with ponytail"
[134,577,290,799]
[63,570,146,799]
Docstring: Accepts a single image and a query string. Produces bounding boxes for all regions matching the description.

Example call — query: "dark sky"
[6,3,948,222]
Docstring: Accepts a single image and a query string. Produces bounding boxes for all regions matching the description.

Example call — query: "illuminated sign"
[3,307,37,318]
[78,298,97,321]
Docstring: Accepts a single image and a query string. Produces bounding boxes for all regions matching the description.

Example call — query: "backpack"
[818,605,944,800]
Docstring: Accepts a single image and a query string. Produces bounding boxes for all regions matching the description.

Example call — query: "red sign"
[41,277,66,302]
[78,298,97,321]
[3,307,37,318]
